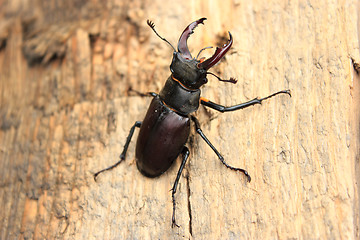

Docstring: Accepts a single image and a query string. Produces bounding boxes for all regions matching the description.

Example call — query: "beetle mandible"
[94,18,291,228]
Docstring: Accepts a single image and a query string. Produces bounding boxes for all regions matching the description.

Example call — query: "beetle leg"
[148,92,158,97]
[94,121,142,181]
[200,89,291,112]
[128,86,158,98]
[171,146,190,228]
[191,116,251,182]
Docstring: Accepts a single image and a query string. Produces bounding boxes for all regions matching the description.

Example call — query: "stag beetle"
[94,18,291,227]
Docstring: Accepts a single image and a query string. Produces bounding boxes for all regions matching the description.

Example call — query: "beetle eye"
[203,78,208,84]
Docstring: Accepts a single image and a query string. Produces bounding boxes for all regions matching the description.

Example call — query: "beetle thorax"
[170,52,207,89]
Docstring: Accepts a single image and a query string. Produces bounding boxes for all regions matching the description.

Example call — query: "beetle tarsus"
[200,89,291,113]
[171,146,190,228]
[94,159,124,181]
[218,156,251,182]
[259,89,291,101]
[93,121,142,181]
[172,218,180,228]
[350,56,360,74]
[191,116,251,182]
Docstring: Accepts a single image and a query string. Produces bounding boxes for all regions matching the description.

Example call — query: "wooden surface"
[1,0,359,239]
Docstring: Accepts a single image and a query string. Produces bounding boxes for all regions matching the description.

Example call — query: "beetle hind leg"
[93,121,142,181]
[191,116,251,182]
[171,146,190,228]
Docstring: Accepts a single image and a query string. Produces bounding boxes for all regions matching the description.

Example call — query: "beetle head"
[170,18,233,89]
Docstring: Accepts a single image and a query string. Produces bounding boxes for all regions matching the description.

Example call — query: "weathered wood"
[0,0,359,239]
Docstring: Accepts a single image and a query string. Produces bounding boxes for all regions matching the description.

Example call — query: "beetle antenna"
[196,46,213,60]
[147,20,176,52]
[207,72,237,84]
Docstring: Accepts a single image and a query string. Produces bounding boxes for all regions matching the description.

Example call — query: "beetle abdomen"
[135,96,190,177]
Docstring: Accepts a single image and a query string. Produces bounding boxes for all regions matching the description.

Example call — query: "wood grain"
[0,0,359,239]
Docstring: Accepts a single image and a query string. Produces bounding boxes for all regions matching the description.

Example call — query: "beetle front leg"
[191,116,251,182]
[94,121,142,181]
[200,89,291,112]
[171,146,190,228]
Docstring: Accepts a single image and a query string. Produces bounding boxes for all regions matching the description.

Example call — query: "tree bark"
[0,0,359,239]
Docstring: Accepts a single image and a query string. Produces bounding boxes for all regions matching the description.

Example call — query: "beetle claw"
[285,89,292,97]
[171,217,180,228]
[244,171,251,182]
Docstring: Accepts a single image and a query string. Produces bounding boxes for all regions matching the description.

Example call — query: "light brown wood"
[0,0,359,239]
